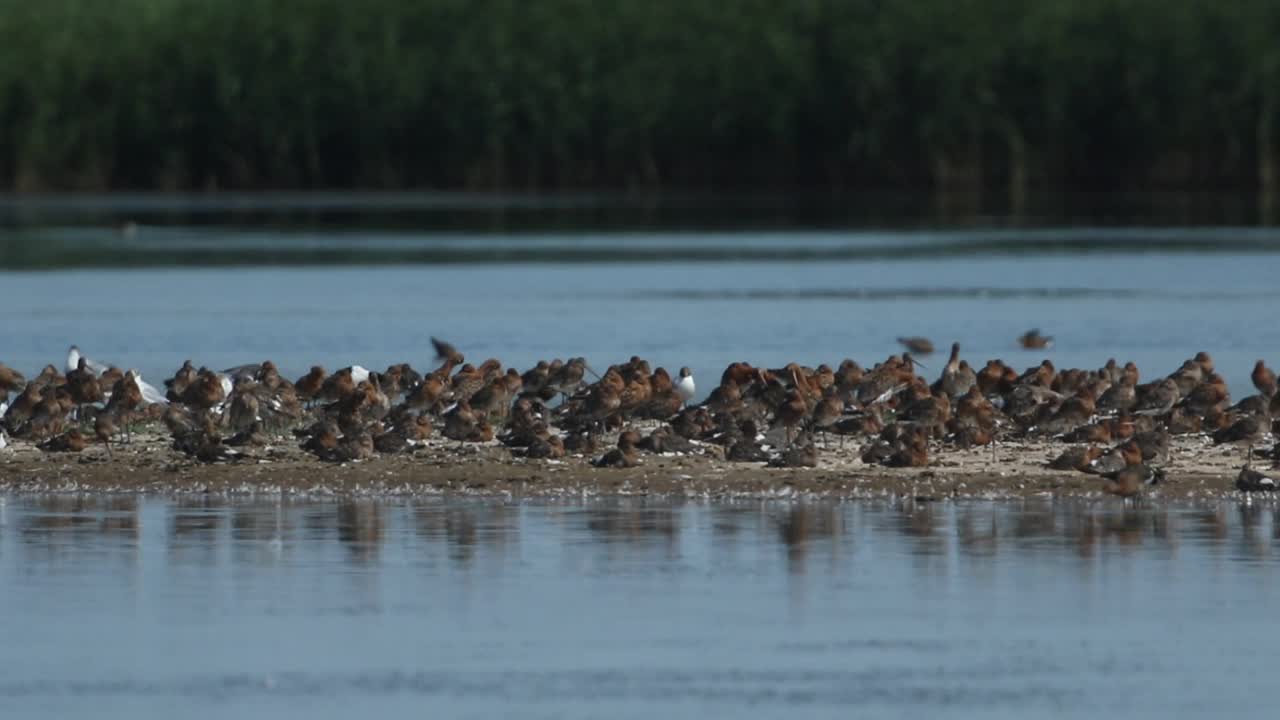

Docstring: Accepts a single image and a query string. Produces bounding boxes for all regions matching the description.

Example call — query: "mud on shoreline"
[0,426,1259,501]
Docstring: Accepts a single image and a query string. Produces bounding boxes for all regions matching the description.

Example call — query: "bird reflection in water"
[580,504,681,557]
[20,495,139,566]
[9,498,1280,578]
[412,502,518,569]
[773,504,846,576]
[337,500,385,565]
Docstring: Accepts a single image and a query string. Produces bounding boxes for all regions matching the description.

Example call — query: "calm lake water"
[1,495,1278,718]
[2,193,1279,395]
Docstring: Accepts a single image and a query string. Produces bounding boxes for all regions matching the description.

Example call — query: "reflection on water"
[10,496,1280,564]
[6,225,1280,269]
[9,495,1280,567]
[3,496,1280,718]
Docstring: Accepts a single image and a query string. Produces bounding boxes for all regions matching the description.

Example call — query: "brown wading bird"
[0,349,1274,490]
[105,371,143,442]
[934,343,977,399]
[809,390,843,447]
[768,435,819,468]
[94,413,116,457]
[1047,445,1104,472]
[773,388,808,447]
[582,380,621,436]
[227,420,270,448]
[294,366,327,407]
[38,428,88,453]
[0,363,27,401]
[430,336,465,367]
[1085,440,1144,476]
[1253,360,1277,398]
[593,430,641,468]
[164,360,197,402]
[1018,329,1054,350]
[1100,464,1164,499]
[897,337,935,355]
[1213,412,1268,465]
[1133,378,1179,417]
[525,434,566,460]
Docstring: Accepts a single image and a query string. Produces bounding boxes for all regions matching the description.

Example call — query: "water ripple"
[0,667,1079,707]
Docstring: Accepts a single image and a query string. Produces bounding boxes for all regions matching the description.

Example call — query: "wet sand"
[0,425,1258,500]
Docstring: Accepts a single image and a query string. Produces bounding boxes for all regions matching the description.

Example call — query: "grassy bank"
[1,0,1279,195]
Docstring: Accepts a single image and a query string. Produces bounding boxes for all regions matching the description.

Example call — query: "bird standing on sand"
[773,389,808,447]
[675,367,696,406]
[592,430,641,468]
[1100,464,1163,498]
[1212,413,1267,464]
[1237,466,1278,492]
[95,413,116,456]
[935,342,976,398]
[38,429,88,453]
[1133,379,1179,416]
[66,357,103,419]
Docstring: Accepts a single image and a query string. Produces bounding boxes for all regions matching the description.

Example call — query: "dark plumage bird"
[1100,464,1164,498]
[935,343,977,399]
[767,437,819,468]
[592,430,641,468]
[1253,360,1277,398]
[165,360,198,402]
[94,413,117,456]
[1132,428,1171,463]
[1237,466,1278,492]
[727,438,770,462]
[1085,440,1143,476]
[1133,379,1178,417]
[1017,329,1054,350]
[897,337,934,355]
[1212,413,1267,462]
[773,389,808,447]
[1047,445,1103,472]
[294,366,327,406]
[226,421,270,447]
[38,429,88,453]
[525,434,566,459]
[300,421,341,458]
[0,363,26,399]
[431,336,465,366]
[638,426,695,454]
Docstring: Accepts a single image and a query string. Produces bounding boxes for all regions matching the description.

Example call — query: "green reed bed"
[1,0,1279,194]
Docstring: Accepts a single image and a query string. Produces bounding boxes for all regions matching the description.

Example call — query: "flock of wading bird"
[1,333,1279,498]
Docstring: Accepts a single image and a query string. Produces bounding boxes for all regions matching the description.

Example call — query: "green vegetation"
[1,0,1279,195]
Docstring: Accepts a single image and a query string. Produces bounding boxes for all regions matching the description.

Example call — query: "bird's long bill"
[585,364,602,381]
[909,356,928,371]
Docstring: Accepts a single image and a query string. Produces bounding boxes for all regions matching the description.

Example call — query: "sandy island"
[0,423,1263,501]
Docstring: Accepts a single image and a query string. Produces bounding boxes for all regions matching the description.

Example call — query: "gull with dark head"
[675,367,696,406]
